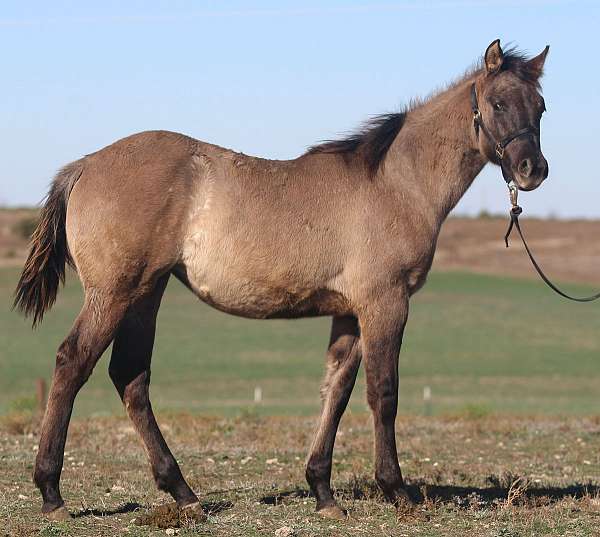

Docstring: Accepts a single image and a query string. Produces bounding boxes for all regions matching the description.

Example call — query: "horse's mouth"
[514,175,545,192]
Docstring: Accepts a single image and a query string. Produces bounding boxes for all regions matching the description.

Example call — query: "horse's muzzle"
[514,154,548,191]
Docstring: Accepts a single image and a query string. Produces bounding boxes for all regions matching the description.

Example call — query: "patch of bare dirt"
[0,208,38,267]
[2,414,600,536]
[435,217,600,284]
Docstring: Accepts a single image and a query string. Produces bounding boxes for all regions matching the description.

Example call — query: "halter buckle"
[495,143,505,160]
[472,111,482,138]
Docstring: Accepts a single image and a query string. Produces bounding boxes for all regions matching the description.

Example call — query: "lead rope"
[470,82,600,302]
[503,185,600,302]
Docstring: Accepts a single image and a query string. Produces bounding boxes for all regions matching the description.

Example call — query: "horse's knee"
[319,364,337,402]
[320,342,358,400]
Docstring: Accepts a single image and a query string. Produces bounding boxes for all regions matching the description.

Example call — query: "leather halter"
[470,83,539,185]
[470,83,600,302]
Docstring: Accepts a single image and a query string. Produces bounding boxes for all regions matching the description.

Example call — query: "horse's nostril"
[518,158,532,177]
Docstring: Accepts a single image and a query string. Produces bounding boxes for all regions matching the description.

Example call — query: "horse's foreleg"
[34,292,128,519]
[108,274,201,514]
[306,316,361,519]
[360,290,412,508]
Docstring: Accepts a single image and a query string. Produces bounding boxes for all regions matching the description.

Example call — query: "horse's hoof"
[45,506,71,521]
[181,502,207,523]
[317,504,347,520]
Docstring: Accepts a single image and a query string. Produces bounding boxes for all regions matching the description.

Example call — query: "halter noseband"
[470,83,539,187]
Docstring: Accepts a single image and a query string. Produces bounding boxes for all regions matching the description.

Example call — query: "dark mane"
[306,112,407,175]
[500,48,543,89]
[306,47,539,176]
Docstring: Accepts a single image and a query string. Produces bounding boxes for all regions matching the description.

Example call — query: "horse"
[15,39,549,521]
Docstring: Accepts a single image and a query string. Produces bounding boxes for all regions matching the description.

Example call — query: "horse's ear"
[526,45,550,79]
[484,39,504,74]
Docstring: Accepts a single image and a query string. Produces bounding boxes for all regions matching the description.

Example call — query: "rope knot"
[510,205,523,217]
[505,205,523,247]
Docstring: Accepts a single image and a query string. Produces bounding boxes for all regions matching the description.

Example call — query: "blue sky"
[1,1,598,217]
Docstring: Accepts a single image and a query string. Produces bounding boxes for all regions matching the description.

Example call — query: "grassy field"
[1,266,600,417]
[2,415,600,536]
[2,266,600,535]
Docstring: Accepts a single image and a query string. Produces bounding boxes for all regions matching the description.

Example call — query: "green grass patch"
[1,267,599,417]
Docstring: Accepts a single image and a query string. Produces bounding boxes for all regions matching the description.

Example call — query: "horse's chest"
[393,228,439,295]
[406,265,432,295]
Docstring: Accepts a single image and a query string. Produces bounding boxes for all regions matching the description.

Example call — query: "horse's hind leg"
[305,316,361,519]
[34,290,128,519]
[108,274,202,516]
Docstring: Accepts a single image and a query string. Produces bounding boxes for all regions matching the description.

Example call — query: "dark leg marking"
[108,274,199,509]
[306,316,361,518]
[361,294,413,508]
[34,292,128,517]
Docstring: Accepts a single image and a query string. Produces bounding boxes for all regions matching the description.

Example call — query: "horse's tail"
[14,160,84,326]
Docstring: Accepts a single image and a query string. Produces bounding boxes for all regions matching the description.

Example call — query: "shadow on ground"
[73,502,142,518]
[261,480,600,508]
[72,499,233,520]
[63,481,598,529]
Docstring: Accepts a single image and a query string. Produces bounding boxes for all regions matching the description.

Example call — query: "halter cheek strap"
[470,83,538,181]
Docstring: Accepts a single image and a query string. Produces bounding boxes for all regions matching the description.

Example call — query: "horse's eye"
[493,102,504,112]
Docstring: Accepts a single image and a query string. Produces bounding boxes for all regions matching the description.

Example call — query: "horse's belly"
[178,244,350,319]
[181,269,349,319]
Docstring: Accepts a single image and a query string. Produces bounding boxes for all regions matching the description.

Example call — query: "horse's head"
[474,40,549,191]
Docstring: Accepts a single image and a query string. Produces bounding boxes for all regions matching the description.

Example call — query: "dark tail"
[14,161,84,326]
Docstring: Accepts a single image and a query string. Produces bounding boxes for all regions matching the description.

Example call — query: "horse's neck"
[384,79,487,224]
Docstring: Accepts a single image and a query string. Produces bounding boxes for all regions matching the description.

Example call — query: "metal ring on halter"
[507,180,518,207]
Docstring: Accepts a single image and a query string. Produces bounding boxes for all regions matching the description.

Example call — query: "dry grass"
[2,413,600,536]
